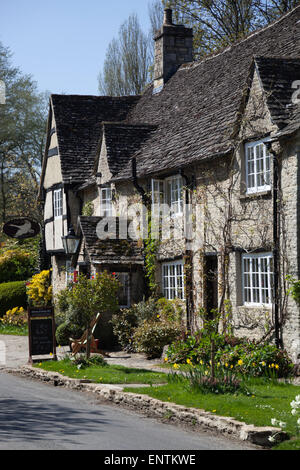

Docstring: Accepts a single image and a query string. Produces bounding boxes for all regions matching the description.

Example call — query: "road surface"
[0,371,257,451]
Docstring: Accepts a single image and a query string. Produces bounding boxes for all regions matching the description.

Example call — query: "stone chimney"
[153,8,193,93]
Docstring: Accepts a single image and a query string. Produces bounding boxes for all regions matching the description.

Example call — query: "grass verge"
[123,376,300,450]
[34,357,168,385]
[0,324,28,336]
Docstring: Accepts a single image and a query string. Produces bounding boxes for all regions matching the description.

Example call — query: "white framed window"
[53,188,63,218]
[166,175,183,215]
[152,179,164,210]
[151,175,183,216]
[100,186,112,217]
[115,272,130,308]
[245,138,271,194]
[162,260,185,300]
[242,252,273,306]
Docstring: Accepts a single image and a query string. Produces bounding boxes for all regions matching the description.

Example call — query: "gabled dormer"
[237,57,300,196]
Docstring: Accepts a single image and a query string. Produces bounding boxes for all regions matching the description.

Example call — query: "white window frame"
[115,272,130,308]
[151,179,164,212]
[53,188,63,218]
[151,175,183,216]
[242,252,273,306]
[245,138,271,194]
[100,186,113,217]
[162,260,185,300]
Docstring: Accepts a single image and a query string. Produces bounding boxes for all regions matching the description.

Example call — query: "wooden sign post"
[28,306,57,364]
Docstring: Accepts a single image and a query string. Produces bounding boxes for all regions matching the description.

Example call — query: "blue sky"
[0,0,153,95]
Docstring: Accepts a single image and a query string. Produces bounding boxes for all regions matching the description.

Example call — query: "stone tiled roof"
[51,94,140,184]
[102,122,157,178]
[112,6,300,181]
[78,216,144,265]
[43,7,300,189]
[255,56,300,128]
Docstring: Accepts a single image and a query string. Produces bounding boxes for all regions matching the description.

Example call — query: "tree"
[65,272,120,358]
[163,0,300,56]
[0,42,48,230]
[98,14,152,96]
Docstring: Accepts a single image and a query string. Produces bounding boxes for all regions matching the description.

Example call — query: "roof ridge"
[102,121,157,128]
[51,93,140,100]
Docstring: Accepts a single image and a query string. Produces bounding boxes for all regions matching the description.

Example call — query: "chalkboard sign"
[28,307,57,363]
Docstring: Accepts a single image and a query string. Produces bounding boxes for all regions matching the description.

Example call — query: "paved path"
[0,334,167,372]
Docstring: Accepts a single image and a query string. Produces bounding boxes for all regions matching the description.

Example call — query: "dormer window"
[245,138,271,194]
[53,188,63,218]
[100,185,112,217]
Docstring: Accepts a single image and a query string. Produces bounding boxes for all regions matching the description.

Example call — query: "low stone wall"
[3,365,288,448]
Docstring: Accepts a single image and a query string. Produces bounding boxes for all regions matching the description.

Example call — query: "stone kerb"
[3,365,288,448]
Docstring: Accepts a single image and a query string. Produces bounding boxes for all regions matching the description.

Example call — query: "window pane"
[242,253,273,305]
[246,141,271,193]
[162,261,185,300]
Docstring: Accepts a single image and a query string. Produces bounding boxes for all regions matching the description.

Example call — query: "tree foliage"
[59,272,120,358]
[0,41,48,229]
[163,0,300,56]
[98,14,152,96]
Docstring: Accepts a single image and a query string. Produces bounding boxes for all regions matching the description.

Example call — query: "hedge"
[0,281,27,317]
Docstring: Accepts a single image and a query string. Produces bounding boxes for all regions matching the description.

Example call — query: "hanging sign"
[3,218,40,239]
[28,306,57,364]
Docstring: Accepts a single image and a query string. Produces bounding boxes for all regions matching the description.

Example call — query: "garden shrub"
[0,281,27,317]
[156,297,185,324]
[55,321,84,346]
[166,330,229,365]
[27,270,52,306]
[110,307,138,351]
[111,297,184,354]
[166,331,294,378]
[0,249,36,284]
[1,306,27,327]
[218,341,294,378]
[133,319,181,359]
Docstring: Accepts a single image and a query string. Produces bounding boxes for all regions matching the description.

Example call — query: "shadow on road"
[0,396,117,446]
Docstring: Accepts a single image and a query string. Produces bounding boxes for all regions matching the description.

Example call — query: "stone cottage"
[39,7,300,362]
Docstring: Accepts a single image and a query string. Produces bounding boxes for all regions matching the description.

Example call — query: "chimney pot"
[164,8,173,25]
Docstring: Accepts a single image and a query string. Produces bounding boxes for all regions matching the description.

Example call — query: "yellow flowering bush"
[1,307,27,327]
[27,270,52,306]
[0,249,36,283]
